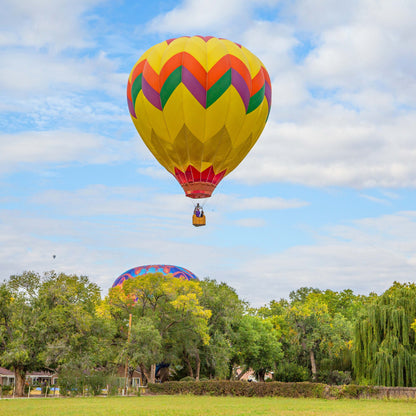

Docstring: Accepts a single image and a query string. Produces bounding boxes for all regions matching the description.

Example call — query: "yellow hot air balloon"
[127,36,271,225]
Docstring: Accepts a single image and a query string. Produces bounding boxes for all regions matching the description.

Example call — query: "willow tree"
[353,282,416,386]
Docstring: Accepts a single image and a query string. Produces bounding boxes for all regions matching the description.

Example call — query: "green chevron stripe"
[206,69,232,108]
[247,84,265,114]
[160,66,182,109]
[131,73,143,107]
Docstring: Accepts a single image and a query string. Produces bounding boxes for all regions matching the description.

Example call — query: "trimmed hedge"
[148,381,391,399]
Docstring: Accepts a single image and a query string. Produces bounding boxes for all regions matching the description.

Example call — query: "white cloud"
[146,0,280,35]
[229,211,416,306]
[233,108,416,188]
[0,50,126,97]
[234,218,266,227]
[0,0,104,51]
[0,130,139,174]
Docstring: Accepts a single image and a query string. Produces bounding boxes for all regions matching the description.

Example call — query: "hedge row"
[148,381,387,399]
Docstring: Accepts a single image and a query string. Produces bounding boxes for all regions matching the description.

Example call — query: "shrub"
[148,381,329,398]
[273,362,310,382]
[180,376,196,382]
[318,370,352,385]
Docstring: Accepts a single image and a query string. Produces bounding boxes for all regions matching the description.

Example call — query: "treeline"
[1,271,416,396]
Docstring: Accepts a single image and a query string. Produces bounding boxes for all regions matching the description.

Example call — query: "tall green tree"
[0,271,107,396]
[353,282,416,386]
[39,272,113,379]
[233,315,282,382]
[259,288,357,383]
[101,273,211,383]
[0,272,46,396]
[196,279,245,380]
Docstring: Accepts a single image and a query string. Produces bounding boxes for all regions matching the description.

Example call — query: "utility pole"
[124,313,132,395]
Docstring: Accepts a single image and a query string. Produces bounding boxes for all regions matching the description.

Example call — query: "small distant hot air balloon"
[127,36,271,226]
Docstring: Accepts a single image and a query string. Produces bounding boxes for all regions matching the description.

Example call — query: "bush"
[148,381,328,398]
[180,376,196,382]
[318,370,352,386]
[273,362,310,382]
[148,380,387,399]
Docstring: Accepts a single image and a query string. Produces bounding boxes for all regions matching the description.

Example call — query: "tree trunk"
[310,349,317,381]
[183,352,194,378]
[195,351,200,381]
[149,363,156,384]
[257,369,266,382]
[14,368,26,397]
[140,364,156,385]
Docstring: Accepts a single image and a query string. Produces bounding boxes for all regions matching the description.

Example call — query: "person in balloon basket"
[194,204,204,218]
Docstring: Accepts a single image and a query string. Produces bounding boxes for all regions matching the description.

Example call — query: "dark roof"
[0,367,14,376]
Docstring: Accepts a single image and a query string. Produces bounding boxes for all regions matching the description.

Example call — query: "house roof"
[0,367,14,376]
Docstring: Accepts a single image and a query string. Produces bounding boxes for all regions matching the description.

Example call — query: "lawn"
[1,395,416,416]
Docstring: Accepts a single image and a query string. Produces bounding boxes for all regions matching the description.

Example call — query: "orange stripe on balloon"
[182,52,206,87]
[207,56,231,89]
[160,53,183,86]
[131,60,145,83]
[143,62,160,93]
[229,56,251,91]
[251,70,265,95]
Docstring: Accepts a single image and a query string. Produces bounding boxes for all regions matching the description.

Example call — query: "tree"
[196,279,245,380]
[39,272,114,383]
[126,317,163,384]
[0,271,110,396]
[0,272,48,395]
[101,273,211,384]
[233,315,282,382]
[353,282,416,386]
[288,292,353,381]
[259,288,356,383]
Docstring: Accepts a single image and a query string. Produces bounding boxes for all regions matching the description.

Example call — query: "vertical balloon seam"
[182,37,196,183]
[221,53,268,174]
[140,55,173,175]
[198,37,209,184]
[224,46,255,173]
[200,38,230,181]
[214,39,241,175]
[241,63,270,175]
[130,61,164,171]
[159,39,182,175]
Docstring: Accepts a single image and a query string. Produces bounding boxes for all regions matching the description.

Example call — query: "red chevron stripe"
[196,35,215,42]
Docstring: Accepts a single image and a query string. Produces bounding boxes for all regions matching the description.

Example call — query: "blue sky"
[1,0,416,306]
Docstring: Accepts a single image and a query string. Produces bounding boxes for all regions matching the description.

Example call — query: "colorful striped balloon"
[127,36,271,198]
[112,264,199,288]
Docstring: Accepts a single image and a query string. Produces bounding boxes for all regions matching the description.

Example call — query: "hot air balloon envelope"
[127,36,271,199]
[113,264,199,288]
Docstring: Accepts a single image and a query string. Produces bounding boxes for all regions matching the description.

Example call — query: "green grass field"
[1,396,416,416]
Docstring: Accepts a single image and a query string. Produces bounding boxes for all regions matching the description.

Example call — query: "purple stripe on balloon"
[182,66,206,108]
[127,98,136,118]
[231,68,250,112]
[142,76,162,110]
[265,82,272,108]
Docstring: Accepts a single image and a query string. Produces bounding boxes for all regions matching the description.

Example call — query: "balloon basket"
[193,214,206,227]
